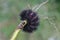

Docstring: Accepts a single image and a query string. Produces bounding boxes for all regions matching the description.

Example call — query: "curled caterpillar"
[20,9,39,33]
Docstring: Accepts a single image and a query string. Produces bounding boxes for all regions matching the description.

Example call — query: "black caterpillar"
[20,9,39,33]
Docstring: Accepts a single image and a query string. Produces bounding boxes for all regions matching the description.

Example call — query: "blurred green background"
[0,0,60,40]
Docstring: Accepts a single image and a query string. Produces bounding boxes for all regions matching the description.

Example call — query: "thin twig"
[34,0,48,12]
[47,18,60,35]
[32,4,39,10]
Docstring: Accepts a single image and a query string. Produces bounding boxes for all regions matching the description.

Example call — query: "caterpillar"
[20,9,39,33]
